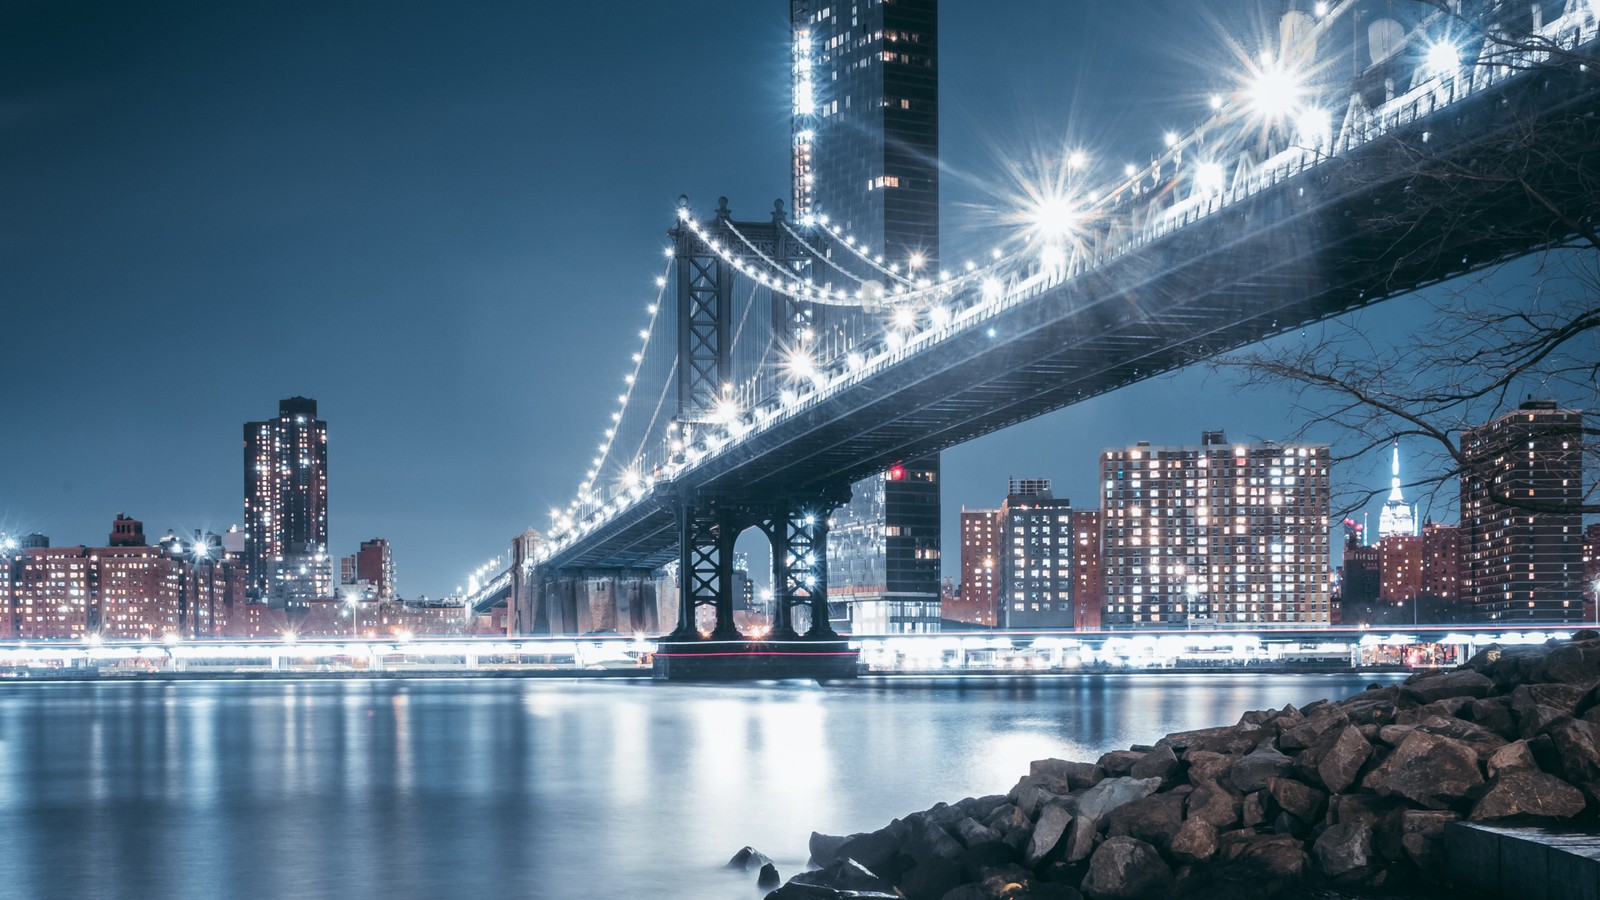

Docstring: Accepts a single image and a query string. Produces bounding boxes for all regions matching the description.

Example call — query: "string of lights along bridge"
[460,0,1599,672]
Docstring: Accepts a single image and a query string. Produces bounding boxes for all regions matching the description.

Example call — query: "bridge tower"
[652,197,859,679]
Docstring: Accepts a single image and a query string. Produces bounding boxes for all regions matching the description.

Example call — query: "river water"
[0,673,1400,899]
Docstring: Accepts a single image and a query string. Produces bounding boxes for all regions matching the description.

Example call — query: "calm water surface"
[0,673,1400,899]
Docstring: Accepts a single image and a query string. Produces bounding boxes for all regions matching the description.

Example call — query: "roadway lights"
[892,306,918,330]
[1028,195,1080,243]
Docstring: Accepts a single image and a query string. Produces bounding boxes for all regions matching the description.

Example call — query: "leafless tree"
[1221,0,1600,518]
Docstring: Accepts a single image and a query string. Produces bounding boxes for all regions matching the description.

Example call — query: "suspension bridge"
[463,1,1600,677]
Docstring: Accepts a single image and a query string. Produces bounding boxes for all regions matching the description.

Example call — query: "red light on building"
[887,465,906,481]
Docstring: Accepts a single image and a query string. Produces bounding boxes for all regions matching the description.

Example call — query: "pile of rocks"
[756,632,1600,899]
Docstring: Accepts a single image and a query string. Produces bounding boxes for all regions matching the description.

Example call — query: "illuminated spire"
[1378,439,1417,538]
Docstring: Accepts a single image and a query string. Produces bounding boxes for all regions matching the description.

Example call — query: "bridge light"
[1243,58,1304,120]
[892,306,918,330]
[1124,163,1137,177]
[1028,194,1080,242]
[1424,41,1460,79]
[1313,1,1328,15]
[1067,151,1088,170]
[1209,94,1223,110]
[1295,107,1330,146]
[1196,162,1226,195]
[908,252,925,270]
[1164,131,1179,147]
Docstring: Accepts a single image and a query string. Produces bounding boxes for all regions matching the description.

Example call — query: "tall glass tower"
[243,397,331,607]
[791,0,941,633]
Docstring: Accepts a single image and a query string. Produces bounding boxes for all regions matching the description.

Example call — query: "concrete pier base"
[1446,821,1600,900]
[651,639,859,681]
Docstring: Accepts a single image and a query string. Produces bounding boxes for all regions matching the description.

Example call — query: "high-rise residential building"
[1584,523,1600,622]
[1340,532,1382,610]
[1378,534,1423,604]
[998,479,1075,629]
[953,508,1000,626]
[354,538,396,602]
[1420,522,1461,602]
[794,0,942,637]
[1073,510,1103,630]
[109,514,145,547]
[244,397,330,607]
[1377,440,1418,539]
[1460,400,1584,621]
[828,459,942,633]
[1101,432,1332,627]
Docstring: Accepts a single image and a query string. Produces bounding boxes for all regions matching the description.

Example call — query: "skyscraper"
[998,479,1076,629]
[1377,440,1417,539]
[244,397,330,607]
[1419,522,1461,602]
[1460,400,1584,621]
[793,0,943,635]
[1100,432,1332,627]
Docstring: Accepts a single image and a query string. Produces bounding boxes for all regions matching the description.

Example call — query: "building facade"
[1073,509,1103,630]
[1420,522,1461,602]
[953,508,999,626]
[1378,534,1423,604]
[794,0,942,636]
[244,396,330,607]
[998,479,1075,629]
[1100,432,1332,627]
[1460,400,1585,621]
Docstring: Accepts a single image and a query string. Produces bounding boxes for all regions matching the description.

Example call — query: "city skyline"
[0,1,1571,601]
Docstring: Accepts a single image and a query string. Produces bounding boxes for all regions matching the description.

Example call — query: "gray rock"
[1542,716,1600,800]
[897,857,960,900]
[1486,739,1539,779]
[1313,822,1373,880]
[1080,836,1175,900]
[1470,770,1588,820]
[1400,669,1493,704]
[1027,802,1074,864]
[1061,777,1161,862]
[907,818,964,863]
[808,832,850,867]
[1185,781,1241,830]
[983,803,1029,835]
[1416,714,1506,756]
[1361,730,1483,809]
[1230,745,1293,793]
[1242,791,1267,828]
[726,846,775,871]
[1466,696,1517,740]
[1104,792,1184,853]
[954,817,1001,848]
[758,863,781,889]
[1031,758,1105,790]
[1129,744,1179,783]
[834,823,906,874]
[1096,749,1143,777]
[783,858,896,895]
[1317,725,1374,794]
[1169,818,1218,864]
[1266,775,1325,824]
[1518,703,1570,740]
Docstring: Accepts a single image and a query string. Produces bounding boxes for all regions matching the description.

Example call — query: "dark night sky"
[3,1,1452,599]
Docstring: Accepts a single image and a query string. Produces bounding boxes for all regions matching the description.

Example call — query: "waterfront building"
[998,479,1075,629]
[1073,509,1103,630]
[1378,534,1423,604]
[953,508,1000,626]
[1420,522,1461,602]
[244,396,331,607]
[109,514,146,547]
[1101,431,1332,627]
[354,538,396,602]
[1460,400,1585,621]
[1585,523,1600,622]
[795,0,942,637]
[829,459,942,634]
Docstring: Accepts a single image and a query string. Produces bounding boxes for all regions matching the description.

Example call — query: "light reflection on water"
[0,673,1398,899]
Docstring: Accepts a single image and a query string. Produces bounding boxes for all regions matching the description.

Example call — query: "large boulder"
[1031,758,1105,790]
[1400,669,1493,704]
[1542,716,1600,800]
[1169,818,1219,864]
[809,832,851,867]
[1266,776,1325,824]
[1279,710,1350,751]
[1061,776,1162,864]
[758,863,782,889]
[904,818,964,864]
[1311,725,1373,793]
[727,846,775,872]
[1080,837,1175,900]
[1026,802,1075,865]
[1129,744,1179,783]
[1485,739,1539,779]
[1230,745,1293,793]
[1186,781,1242,830]
[1183,750,1234,786]
[895,857,961,900]
[1469,770,1587,820]
[1312,822,1374,880]
[1466,697,1518,740]
[1216,831,1307,879]
[834,822,907,875]
[1361,731,1484,809]
[955,817,1001,848]
[1096,750,1143,777]
[1104,792,1185,853]
[777,859,897,897]
[955,840,1023,883]
[1160,723,1263,755]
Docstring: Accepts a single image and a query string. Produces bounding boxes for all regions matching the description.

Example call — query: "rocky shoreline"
[740,632,1600,899]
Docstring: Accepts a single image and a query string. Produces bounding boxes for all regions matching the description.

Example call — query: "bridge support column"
[771,489,848,640]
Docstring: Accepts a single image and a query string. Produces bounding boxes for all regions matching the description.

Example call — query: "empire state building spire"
[1378,439,1417,539]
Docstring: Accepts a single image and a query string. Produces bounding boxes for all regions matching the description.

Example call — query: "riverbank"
[762,632,1600,899]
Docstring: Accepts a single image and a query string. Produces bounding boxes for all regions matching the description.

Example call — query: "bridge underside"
[546,58,1600,577]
